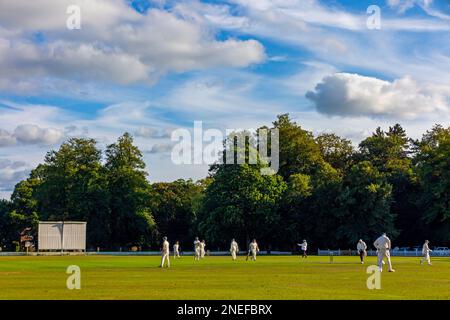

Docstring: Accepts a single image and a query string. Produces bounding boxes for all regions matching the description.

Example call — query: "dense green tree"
[272,114,325,180]
[32,138,110,247]
[414,125,450,243]
[199,163,286,249]
[358,124,419,244]
[316,133,354,172]
[150,179,205,246]
[1,116,448,251]
[9,169,42,235]
[105,133,156,248]
[0,196,39,251]
[359,125,410,169]
[277,173,313,248]
[336,161,395,244]
[198,130,287,249]
[299,163,343,249]
[0,199,13,250]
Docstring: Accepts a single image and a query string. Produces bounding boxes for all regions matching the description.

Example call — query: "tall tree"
[150,179,204,246]
[299,163,343,249]
[316,133,354,172]
[33,138,110,247]
[414,125,450,243]
[105,133,156,248]
[273,114,325,180]
[9,167,42,233]
[199,163,286,249]
[199,130,286,249]
[336,161,395,245]
[0,199,13,250]
[358,124,418,244]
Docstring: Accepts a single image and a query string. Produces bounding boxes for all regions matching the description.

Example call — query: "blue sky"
[0,0,450,199]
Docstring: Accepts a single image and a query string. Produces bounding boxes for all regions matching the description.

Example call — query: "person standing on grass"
[160,236,170,268]
[230,239,239,261]
[173,241,180,259]
[420,240,432,265]
[247,239,260,261]
[200,240,206,258]
[298,240,308,258]
[357,239,367,264]
[194,237,201,261]
[373,233,395,272]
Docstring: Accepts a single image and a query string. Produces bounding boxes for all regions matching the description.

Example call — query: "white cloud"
[203,0,450,34]
[387,0,418,13]
[0,124,64,147]
[388,0,450,19]
[0,0,266,92]
[0,0,139,32]
[14,124,64,145]
[0,159,30,192]
[135,126,158,138]
[0,129,16,147]
[282,61,337,95]
[136,126,172,139]
[193,0,450,85]
[158,72,289,129]
[306,73,450,119]
[147,142,174,154]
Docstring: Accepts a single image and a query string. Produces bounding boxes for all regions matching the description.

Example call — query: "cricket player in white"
[373,233,395,272]
[248,239,259,261]
[173,241,180,258]
[160,236,170,268]
[194,237,201,261]
[200,240,206,258]
[298,240,308,258]
[230,239,239,260]
[357,239,367,264]
[420,240,432,265]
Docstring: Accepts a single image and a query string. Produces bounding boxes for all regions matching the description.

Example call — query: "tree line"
[0,114,448,251]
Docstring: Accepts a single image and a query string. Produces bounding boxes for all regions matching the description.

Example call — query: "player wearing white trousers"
[173,242,180,258]
[373,233,395,272]
[160,237,170,268]
[357,239,367,264]
[230,239,239,260]
[194,237,201,261]
[248,239,259,261]
[420,240,432,265]
[200,240,206,258]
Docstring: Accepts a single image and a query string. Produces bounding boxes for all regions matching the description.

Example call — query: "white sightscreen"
[62,222,86,250]
[38,222,86,250]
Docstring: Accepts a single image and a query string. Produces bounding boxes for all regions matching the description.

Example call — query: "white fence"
[89,250,291,256]
[318,249,450,257]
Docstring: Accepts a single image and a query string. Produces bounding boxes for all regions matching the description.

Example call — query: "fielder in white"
[173,241,180,258]
[230,239,239,261]
[373,233,395,272]
[357,239,367,264]
[160,236,170,268]
[247,239,259,261]
[298,240,308,258]
[194,237,201,261]
[420,240,432,265]
[200,240,206,258]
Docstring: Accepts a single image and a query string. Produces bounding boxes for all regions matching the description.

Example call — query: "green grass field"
[0,255,449,300]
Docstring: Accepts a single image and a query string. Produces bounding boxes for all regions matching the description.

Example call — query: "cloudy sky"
[0,0,449,199]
